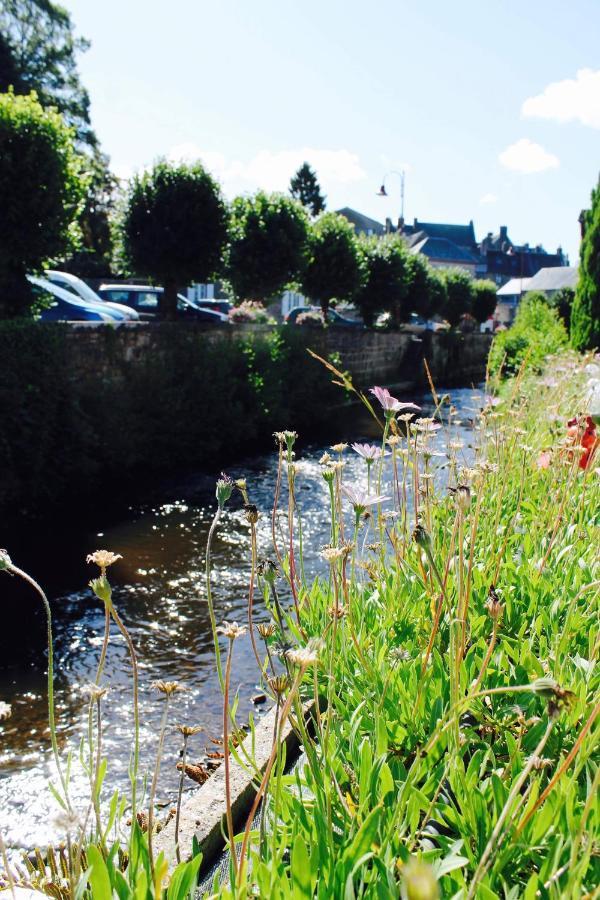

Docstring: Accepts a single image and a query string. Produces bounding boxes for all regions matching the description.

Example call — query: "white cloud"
[480,193,497,204]
[522,68,600,129]
[166,144,366,195]
[498,138,559,174]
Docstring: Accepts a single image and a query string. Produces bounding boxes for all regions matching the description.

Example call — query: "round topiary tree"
[0,90,83,317]
[355,236,409,326]
[301,212,364,315]
[471,279,498,324]
[571,177,599,351]
[120,159,228,319]
[442,268,474,327]
[426,268,448,320]
[227,192,309,303]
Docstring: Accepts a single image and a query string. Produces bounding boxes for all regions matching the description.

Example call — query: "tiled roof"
[526,266,578,292]
[410,236,478,264]
[404,219,477,249]
[335,207,386,235]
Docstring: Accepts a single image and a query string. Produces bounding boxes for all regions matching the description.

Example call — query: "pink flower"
[351,443,388,462]
[536,450,552,469]
[370,386,421,415]
[341,485,389,514]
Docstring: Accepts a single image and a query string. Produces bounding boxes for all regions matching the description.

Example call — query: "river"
[0,386,483,854]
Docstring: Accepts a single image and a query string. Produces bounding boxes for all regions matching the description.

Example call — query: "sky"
[65,0,600,261]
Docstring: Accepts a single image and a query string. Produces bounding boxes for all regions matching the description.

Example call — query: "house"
[480,226,567,287]
[335,207,386,237]
[495,277,532,326]
[525,266,578,297]
[400,218,483,276]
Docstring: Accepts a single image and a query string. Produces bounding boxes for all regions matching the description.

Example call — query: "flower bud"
[401,859,439,900]
[0,549,12,571]
[412,522,432,553]
[216,473,234,508]
[89,575,112,607]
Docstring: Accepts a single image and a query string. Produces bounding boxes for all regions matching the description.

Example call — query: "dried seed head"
[531,678,577,718]
[82,683,109,702]
[484,585,504,621]
[413,522,432,552]
[86,550,122,572]
[389,646,411,662]
[0,700,11,720]
[387,434,402,446]
[176,761,209,784]
[257,621,277,639]
[327,604,347,619]
[217,621,247,640]
[269,675,290,696]
[53,809,82,834]
[320,545,346,564]
[176,724,203,737]
[152,680,187,697]
[450,484,471,511]
[244,503,259,524]
[330,443,348,454]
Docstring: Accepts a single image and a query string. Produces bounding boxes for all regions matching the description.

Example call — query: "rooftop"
[526,266,578,292]
[409,236,479,264]
[497,277,532,297]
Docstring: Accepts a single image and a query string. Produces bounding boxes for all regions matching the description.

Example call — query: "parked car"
[28,276,118,323]
[191,298,232,316]
[45,271,139,321]
[284,305,364,328]
[97,284,230,324]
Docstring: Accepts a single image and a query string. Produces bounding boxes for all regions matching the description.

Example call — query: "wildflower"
[319,451,333,466]
[82,683,109,702]
[0,549,11,571]
[387,435,402,446]
[400,858,439,900]
[536,449,552,469]
[320,545,346,563]
[396,412,416,423]
[216,621,247,640]
[283,431,298,450]
[529,755,553,770]
[484,585,504,621]
[273,431,287,445]
[0,700,11,720]
[286,638,323,669]
[351,443,388,462]
[244,503,259,524]
[322,466,337,484]
[327,604,347,619]
[175,724,203,737]
[370,386,421,415]
[367,542,382,553]
[216,473,234,507]
[449,484,471,511]
[389,647,411,662]
[257,621,277,639]
[152,680,187,696]
[86,550,122,573]
[269,675,289,696]
[447,440,464,451]
[414,417,442,433]
[341,485,389,516]
[330,442,348,453]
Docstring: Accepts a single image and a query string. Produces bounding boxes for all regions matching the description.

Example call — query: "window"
[135,291,159,309]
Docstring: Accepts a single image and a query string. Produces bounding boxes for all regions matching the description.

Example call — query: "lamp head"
[376,184,388,197]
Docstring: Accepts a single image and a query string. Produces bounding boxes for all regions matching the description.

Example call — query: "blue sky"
[66,0,599,260]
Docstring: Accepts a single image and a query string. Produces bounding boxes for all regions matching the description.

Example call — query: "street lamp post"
[376,170,405,233]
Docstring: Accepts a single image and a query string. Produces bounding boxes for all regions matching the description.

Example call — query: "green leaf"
[290,836,313,898]
[87,845,113,900]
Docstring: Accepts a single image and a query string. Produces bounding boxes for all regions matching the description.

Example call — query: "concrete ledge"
[154,702,312,874]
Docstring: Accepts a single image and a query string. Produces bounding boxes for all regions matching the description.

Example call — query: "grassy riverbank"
[1,350,598,899]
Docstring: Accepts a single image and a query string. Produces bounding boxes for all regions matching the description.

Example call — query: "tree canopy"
[442,268,474,327]
[571,176,600,351]
[0,90,83,317]
[0,0,94,145]
[471,279,498,324]
[289,162,326,217]
[301,213,364,314]
[227,192,309,302]
[355,236,408,326]
[120,159,228,318]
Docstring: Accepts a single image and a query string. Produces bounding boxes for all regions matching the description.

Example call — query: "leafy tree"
[471,279,498,324]
[426,269,448,319]
[0,0,94,145]
[301,213,364,315]
[442,268,474,327]
[0,90,83,317]
[571,177,600,351]
[489,293,568,378]
[549,286,575,332]
[289,161,326,217]
[120,159,228,319]
[227,192,308,302]
[355,236,408,326]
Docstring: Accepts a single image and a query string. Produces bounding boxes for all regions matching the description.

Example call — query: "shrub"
[471,279,498,324]
[228,301,275,324]
[355,236,408,326]
[488,292,568,378]
[442,268,474,327]
[0,90,83,317]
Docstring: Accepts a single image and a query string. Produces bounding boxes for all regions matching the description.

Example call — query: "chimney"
[398,216,405,232]
[499,226,508,241]
[385,217,393,234]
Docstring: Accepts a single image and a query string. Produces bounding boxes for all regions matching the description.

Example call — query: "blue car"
[28,276,119,323]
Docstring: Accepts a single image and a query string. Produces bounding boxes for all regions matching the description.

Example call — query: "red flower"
[580,416,598,470]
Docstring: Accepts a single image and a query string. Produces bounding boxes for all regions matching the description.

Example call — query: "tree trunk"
[161,277,178,320]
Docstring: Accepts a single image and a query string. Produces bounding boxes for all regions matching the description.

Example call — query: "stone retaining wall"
[65,322,491,390]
